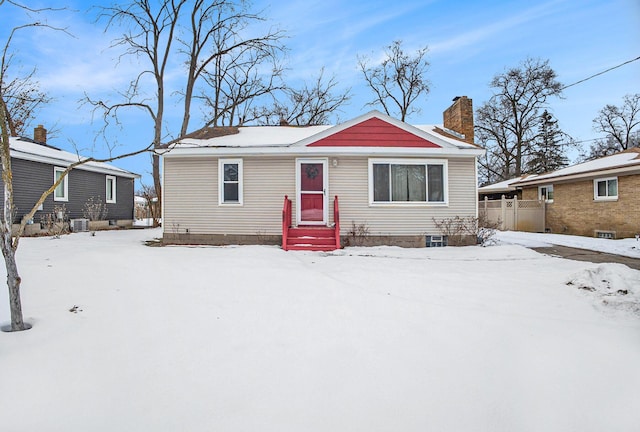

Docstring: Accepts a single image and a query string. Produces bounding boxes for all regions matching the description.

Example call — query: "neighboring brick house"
[512,148,640,238]
[2,125,140,234]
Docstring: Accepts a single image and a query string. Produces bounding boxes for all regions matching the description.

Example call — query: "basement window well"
[426,235,448,247]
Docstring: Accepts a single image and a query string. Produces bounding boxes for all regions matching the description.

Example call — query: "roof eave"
[10,149,140,179]
[162,145,485,158]
[513,164,640,187]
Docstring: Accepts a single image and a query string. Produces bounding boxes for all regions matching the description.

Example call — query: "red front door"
[299,160,326,224]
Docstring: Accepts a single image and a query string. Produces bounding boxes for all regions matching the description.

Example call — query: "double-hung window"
[106,176,117,203]
[369,159,447,204]
[219,159,243,205]
[54,167,68,202]
[538,185,553,202]
[594,177,617,200]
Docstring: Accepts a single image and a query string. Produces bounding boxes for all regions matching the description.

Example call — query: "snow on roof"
[169,111,481,154]
[9,137,139,178]
[413,125,478,149]
[177,125,332,148]
[478,175,537,192]
[515,149,640,186]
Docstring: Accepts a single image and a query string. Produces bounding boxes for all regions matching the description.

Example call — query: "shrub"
[82,196,108,221]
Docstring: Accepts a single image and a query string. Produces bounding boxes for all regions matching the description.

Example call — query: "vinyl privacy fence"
[479,197,545,232]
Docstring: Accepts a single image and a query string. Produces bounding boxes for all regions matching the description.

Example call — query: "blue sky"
[3,0,639,187]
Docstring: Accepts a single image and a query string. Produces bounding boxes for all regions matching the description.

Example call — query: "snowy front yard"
[1,228,639,432]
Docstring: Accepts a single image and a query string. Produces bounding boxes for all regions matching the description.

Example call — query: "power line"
[571,137,604,144]
[562,55,640,90]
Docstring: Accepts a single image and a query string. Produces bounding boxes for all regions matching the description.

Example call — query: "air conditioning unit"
[70,218,89,232]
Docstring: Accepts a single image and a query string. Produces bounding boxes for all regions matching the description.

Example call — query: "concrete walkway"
[532,245,640,270]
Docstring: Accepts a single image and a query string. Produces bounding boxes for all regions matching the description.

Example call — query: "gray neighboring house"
[2,125,140,234]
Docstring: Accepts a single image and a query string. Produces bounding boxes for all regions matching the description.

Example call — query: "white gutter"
[161,146,485,158]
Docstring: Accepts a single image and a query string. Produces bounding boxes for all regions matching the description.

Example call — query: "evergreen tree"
[526,110,571,174]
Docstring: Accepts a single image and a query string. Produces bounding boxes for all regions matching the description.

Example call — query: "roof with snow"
[514,148,640,186]
[9,136,140,178]
[165,111,484,158]
[478,175,538,193]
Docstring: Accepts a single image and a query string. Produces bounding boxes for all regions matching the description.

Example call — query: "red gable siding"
[307,117,440,148]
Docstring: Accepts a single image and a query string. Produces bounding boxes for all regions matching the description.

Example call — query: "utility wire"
[562,55,640,90]
[571,137,598,144]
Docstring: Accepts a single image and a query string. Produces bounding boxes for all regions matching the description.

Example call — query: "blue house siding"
[1,157,135,222]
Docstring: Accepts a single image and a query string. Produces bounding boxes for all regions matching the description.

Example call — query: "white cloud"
[429,0,567,56]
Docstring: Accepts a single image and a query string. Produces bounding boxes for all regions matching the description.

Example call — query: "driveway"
[532,245,640,270]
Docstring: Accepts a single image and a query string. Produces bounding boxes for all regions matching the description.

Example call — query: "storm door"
[296,159,328,225]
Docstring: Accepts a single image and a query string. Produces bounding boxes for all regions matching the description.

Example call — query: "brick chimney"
[34,124,47,144]
[443,96,474,145]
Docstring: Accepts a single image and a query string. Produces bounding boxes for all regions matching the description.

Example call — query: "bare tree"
[582,93,640,160]
[199,36,285,127]
[1,68,51,137]
[358,40,430,121]
[255,68,351,126]
[0,1,154,331]
[0,0,66,331]
[476,99,516,184]
[594,93,640,150]
[475,58,563,182]
[136,183,161,224]
[86,0,285,222]
[0,1,65,137]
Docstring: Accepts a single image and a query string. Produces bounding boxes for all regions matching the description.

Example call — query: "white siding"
[164,155,478,237]
[330,157,477,236]
[164,156,295,235]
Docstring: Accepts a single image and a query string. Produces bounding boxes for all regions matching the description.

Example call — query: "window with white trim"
[219,159,243,205]
[106,176,117,203]
[369,159,447,204]
[54,167,68,201]
[538,185,553,202]
[594,177,617,200]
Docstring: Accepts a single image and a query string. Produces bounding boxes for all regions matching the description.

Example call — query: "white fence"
[479,196,545,232]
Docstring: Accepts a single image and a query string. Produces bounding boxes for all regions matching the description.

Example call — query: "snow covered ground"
[495,230,640,259]
[1,228,639,431]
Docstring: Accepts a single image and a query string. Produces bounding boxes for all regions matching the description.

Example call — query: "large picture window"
[54,167,68,202]
[594,177,617,200]
[369,159,447,204]
[218,158,243,205]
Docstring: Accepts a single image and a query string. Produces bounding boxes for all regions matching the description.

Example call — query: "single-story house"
[161,96,485,250]
[2,125,140,234]
[512,148,640,238]
[477,175,535,200]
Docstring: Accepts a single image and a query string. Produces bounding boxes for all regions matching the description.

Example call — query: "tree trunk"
[1,100,27,331]
[0,234,26,331]
[515,132,523,177]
